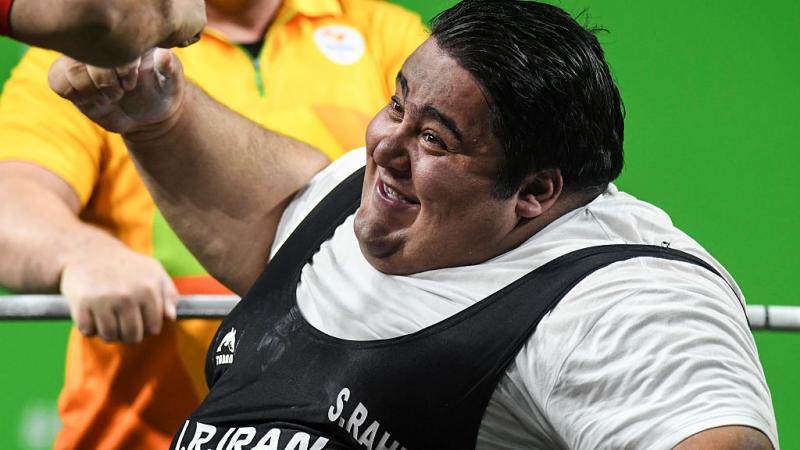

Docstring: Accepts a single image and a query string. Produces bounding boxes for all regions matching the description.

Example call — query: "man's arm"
[3,0,205,66]
[674,425,773,450]
[48,49,330,295]
[0,162,178,343]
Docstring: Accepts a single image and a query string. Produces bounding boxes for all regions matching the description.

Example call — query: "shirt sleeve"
[0,47,107,205]
[505,257,778,450]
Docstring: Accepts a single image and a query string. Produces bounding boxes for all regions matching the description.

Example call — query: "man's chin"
[353,234,414,276]
[356,235,403,273]
[354,212,426,275]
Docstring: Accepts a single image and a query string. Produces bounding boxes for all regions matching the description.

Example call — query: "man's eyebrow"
[396,71,409,97]
[396,70,463,143]
[421,105,463,144]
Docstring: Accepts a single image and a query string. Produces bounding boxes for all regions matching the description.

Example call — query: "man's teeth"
[384,183,406,202]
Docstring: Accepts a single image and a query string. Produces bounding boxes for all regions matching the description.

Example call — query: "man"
[0,0,426,448]
[0,0,205,66]
[49,1,778,449]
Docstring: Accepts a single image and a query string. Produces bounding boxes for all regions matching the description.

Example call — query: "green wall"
[0,38,25,91]
[0,0,797,448]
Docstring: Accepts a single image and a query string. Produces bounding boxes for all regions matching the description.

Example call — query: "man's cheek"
[364,112,388,151]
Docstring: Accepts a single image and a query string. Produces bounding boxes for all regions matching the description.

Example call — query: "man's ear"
[515,168,563,219]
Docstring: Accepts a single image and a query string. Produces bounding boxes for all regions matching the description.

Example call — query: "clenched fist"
[8,0,206,67]
[48,48,187,137]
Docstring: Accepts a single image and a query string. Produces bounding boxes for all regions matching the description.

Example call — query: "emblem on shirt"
[313,25,366,65]
[215,327,236,365]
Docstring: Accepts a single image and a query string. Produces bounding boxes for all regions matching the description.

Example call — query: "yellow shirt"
[0,0,427,448]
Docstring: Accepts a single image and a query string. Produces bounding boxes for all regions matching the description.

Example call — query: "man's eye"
[422,131,447,150]
[389,97,403,114]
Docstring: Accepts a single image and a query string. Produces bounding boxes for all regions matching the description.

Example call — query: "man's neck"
[206,0,282,43]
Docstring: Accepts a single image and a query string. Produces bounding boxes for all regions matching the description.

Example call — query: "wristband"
[0,0,14,36]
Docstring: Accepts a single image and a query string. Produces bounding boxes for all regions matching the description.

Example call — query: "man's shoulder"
[518,250,768,448]
[579,185,743,298]
[270,148,365,257]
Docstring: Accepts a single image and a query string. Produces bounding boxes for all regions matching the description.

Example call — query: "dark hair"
[431,0,624,197]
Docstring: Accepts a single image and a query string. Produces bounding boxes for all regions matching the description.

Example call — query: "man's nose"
[373,129,412,175]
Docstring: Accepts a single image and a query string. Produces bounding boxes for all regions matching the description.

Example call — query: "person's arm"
[3,0,205,66]
[48,49,330,295]
[0,161,178,343]
[674,426,773,450]
[0,49,179,344]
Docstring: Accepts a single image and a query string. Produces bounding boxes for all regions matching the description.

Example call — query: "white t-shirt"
[270,148,778,450]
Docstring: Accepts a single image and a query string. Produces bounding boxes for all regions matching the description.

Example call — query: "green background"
[1,0,797,448]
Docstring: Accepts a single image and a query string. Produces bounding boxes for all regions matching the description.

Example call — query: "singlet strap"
[244,167,364,298]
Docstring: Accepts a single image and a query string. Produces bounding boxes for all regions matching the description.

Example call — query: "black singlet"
[169,167,728,450]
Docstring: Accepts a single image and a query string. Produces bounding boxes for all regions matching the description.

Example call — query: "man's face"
[354,38,529,275]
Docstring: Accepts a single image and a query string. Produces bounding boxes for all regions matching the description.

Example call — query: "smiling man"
[47,1,777,449]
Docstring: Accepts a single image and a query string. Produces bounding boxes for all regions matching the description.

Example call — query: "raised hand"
[48,48,186,136]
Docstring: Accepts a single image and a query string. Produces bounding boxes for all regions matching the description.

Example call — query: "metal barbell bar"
[0,295,239,320]
[1,295,799,331]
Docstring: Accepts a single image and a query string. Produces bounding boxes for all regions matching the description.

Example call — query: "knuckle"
[58,85,85,103]
[94,78,122,93]
[84,296,108,310]
[113,293,138,310]
[126,287,154,306]
[65,62,86,77]
[69,297,99,315]
[88,66,115,80]
[49,77,71,98]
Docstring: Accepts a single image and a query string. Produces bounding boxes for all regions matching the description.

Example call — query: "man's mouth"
[379,181,419,205]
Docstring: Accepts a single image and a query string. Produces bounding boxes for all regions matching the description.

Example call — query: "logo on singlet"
[215,327,236,365]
